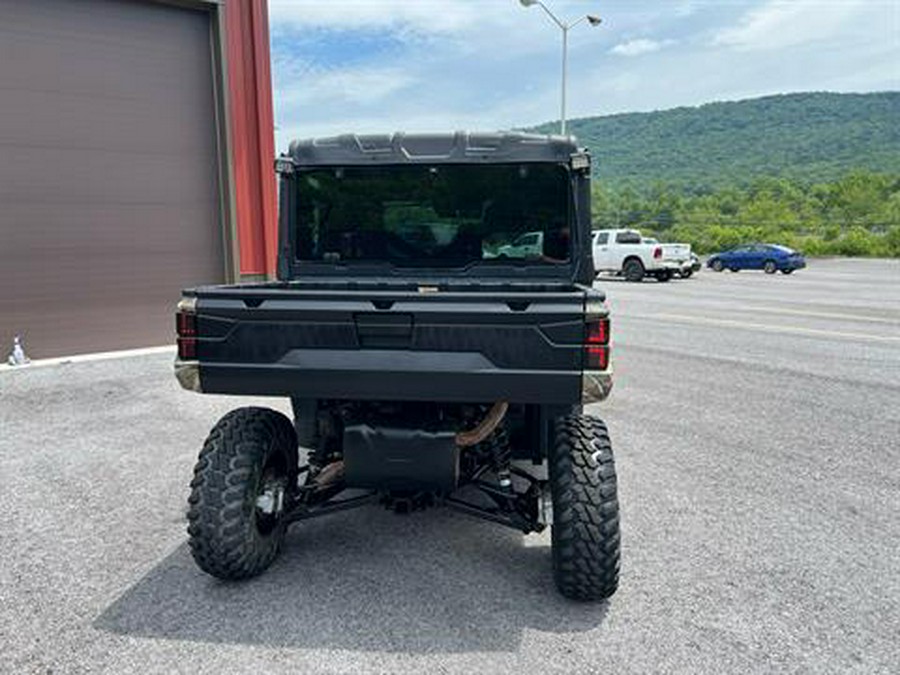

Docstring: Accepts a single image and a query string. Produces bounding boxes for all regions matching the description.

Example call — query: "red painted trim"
[251,0,278,275]
[225,0,277,277]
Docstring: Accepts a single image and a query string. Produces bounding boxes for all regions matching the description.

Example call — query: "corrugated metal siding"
[0,0,223,358]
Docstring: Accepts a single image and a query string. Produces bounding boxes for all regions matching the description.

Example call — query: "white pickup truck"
[592,229,691,282]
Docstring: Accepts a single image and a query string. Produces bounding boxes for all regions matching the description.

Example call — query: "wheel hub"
[256,482,286,515]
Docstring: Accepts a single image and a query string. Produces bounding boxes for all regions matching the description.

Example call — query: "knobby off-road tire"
[187,407,299,580]
[550,415,620,601]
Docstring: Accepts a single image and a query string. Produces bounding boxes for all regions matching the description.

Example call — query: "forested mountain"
[529,92,900,256]
[531,92,900,190]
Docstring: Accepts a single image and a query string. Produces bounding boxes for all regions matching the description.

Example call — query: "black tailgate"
[189,286,588,404]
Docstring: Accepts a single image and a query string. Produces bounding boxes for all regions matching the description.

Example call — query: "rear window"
[616,231,641,244]
[770,245,796,254]
[293,163,572,268]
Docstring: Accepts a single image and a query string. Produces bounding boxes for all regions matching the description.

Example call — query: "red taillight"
[584,316,611,370]
[586,345,609,370]
[176,309,197,360]
[176,311,196,337]
[653,246,662,259]
[178,337,197,360]
[586,317,609,345]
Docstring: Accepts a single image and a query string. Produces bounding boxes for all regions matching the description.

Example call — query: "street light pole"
[519,1,602,135]
[561,22,568,134]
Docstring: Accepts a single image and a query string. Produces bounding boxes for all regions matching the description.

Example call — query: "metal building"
[0,0,277,359]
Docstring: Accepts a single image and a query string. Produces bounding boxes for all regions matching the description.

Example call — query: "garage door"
[0,0,224,359]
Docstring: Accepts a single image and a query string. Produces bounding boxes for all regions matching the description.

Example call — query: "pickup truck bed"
[184,280,598,405]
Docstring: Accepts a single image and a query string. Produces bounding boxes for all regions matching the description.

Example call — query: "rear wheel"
[781,268,793,275]
[623,258,644,282]
[550,415,620,601]
[711,259,724,272]
[679,269,693,279]
[764,260,777,274]
[187,407,299,580]
[655,270,672,282]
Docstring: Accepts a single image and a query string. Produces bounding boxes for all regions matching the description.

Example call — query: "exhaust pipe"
[456,402,509,447]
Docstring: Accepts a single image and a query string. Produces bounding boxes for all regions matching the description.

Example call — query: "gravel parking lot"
[1,257,898,674]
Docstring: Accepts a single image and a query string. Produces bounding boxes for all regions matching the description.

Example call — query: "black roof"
[286,131,581,166]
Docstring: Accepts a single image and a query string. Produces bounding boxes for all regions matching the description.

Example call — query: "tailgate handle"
[354,313,413,348]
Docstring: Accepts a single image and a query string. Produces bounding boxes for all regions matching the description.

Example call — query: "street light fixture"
[519,0,602,135]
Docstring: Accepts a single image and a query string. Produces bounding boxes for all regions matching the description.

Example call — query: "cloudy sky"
[268,0,900,150]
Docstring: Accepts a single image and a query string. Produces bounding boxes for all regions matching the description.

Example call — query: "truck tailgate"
[660,243,690,263]
[186,286,591,404]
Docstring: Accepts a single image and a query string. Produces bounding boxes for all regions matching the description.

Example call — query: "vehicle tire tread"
[186,407,298,580]
[551,415,620,601]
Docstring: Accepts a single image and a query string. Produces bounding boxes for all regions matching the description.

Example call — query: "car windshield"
[293,163,571,268]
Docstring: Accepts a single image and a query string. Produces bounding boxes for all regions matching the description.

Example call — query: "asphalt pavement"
[1,257,898,674]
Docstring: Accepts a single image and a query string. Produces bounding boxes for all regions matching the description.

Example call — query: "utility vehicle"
[175,132,619,600]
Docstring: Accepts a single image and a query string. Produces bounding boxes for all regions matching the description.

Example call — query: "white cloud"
[289,66,417,105]
[610,38,674,56]
[712,0,867,51]
[673,2,699,19]
[269,0,485,34]
[267,1,900,151]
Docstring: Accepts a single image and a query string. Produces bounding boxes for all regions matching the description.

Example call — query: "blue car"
[706,244,806,274]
